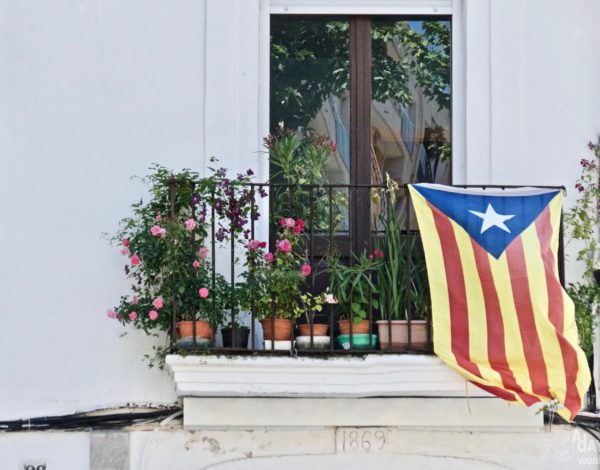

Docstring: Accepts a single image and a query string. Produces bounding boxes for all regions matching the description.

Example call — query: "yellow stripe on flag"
[520,218,567,404]
[452,219,508,393]
[408,187,454,365]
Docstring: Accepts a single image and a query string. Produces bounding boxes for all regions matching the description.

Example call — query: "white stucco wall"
[0,426,597,470]
[1,0,600,422]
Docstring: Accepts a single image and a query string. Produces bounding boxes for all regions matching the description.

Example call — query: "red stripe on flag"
[535,207,582,418]
[429,203,482,379]
[471,240,540,406]
[469,381,519,402]
[505,237,553,399]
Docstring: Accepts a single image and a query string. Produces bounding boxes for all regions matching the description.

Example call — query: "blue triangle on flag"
[412,185,560,258]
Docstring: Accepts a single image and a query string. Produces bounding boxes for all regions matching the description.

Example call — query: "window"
[270,15,451,247]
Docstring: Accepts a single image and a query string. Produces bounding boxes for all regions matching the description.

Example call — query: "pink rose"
[131,295,138,305]
[148,310,158,321]
[152,297,164,309]
[130,254,141,266]
[129,311,138,321]
[199,246,209,259]
[199,287,209,299]
[264,252,274,263]
[106,309,117,319]
[155,213,162,222]
[150,225,166,237]
[324,293,338,304]
[277,239,292,253]
[192,260,200,268]
[247,239,261,250]
[300,263,312,277]
[120,247,128,256]
[184,218,197,232]
[283,218,295,228]
[121,239,130,247]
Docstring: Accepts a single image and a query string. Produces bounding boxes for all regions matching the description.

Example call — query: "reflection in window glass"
[270,16,350,184]
[270,16,451,233]
[371,18,451,186]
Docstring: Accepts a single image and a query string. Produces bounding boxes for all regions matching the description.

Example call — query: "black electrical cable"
[0,406,182,432]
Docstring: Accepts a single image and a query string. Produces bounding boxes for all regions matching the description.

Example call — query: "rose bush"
[106,163,259,366]
[237,217,313,321]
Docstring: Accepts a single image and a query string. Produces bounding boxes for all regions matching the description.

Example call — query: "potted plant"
[374,175,430,350]
[295,292,328,337]
[237,217,311,348]
[106,163,259,365]
[324,248,383,349]
[294,291,337,350]
[174,268,230,346]
[220,318,250,348]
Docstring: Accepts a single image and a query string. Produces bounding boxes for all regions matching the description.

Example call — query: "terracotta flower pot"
[337,319,370,335]
[260,318,292,341]
[177,320,213,339]
[376,320,428,350]
[298,323,329,337]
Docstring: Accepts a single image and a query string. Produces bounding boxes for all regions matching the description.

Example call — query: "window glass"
[270,15,451,236]
[270,16,350,184]
[270,15,451,187]
[370,18,451,186]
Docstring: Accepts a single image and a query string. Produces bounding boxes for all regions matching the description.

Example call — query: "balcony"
[158,179,436,356]
[124,176,563,429]
[151,179,563,359]
[110,164,565,367]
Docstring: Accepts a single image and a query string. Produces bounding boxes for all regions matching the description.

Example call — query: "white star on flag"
[469,203,515,234]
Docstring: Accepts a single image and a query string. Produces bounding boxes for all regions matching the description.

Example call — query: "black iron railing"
[168,182,564,356]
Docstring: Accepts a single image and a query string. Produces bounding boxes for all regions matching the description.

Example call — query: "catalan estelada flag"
[408,184,590,420]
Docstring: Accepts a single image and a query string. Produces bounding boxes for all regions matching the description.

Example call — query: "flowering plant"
[565,140,600,277]
[564,138,600,358]
[237,217,312,320]
[204,157,265,244]
[106,164,260,364]
[107,166,230,331]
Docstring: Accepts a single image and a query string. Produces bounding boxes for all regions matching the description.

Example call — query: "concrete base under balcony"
[165,354,543,430]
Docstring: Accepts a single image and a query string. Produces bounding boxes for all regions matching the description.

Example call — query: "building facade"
[1,0,600,468]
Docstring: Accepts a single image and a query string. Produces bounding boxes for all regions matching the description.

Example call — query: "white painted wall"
[462,0,600,195]
[0,432,89,470]
[0,0,211,419]
[0,426,597,469]
[1,0,599,423]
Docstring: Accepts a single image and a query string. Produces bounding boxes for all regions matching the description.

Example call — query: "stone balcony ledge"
[165,354,490,398]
